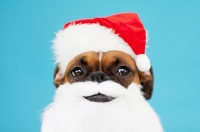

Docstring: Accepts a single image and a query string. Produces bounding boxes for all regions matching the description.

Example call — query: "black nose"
[86,71,111,83]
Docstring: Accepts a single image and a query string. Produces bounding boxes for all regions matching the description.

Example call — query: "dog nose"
[86,71,111,83]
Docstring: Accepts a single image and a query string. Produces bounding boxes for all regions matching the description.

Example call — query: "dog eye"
[116,66,129,75]
[71,67,84,77]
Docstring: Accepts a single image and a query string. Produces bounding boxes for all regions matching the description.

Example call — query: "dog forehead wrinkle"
[113,57,120,65]
[80,56,87,65]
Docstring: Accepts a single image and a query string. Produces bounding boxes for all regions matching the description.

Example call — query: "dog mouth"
[83,93,116,103]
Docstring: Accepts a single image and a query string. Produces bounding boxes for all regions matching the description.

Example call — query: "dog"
[41,13,163,132]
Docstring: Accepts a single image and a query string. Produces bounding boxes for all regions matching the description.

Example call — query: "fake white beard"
[41,81,163,132]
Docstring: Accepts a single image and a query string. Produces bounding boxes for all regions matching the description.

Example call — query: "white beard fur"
[41,81,163,132]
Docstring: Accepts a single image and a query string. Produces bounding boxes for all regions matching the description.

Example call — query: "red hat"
[53,13,150,75]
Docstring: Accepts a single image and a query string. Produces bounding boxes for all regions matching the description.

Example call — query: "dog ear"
[138,67,154,100]
[53,65,64,88]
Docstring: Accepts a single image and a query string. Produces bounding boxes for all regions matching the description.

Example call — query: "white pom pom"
[136,54,151,72]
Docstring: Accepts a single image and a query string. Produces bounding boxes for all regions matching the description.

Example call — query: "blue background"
[0,0,200,131]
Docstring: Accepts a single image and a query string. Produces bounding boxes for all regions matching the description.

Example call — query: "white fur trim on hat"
[52,24,136,75]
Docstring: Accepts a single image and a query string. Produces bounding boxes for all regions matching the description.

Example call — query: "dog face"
[54,50,153,100]
[42,51,163,132]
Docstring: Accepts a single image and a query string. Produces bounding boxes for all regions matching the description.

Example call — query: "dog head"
[53,50,153,101]
[41,13,163,132]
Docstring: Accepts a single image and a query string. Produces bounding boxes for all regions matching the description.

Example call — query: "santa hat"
[53,13,150,75]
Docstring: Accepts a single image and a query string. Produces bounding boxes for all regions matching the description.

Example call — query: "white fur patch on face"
[98,52,103,71]
[41,82,163,132]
